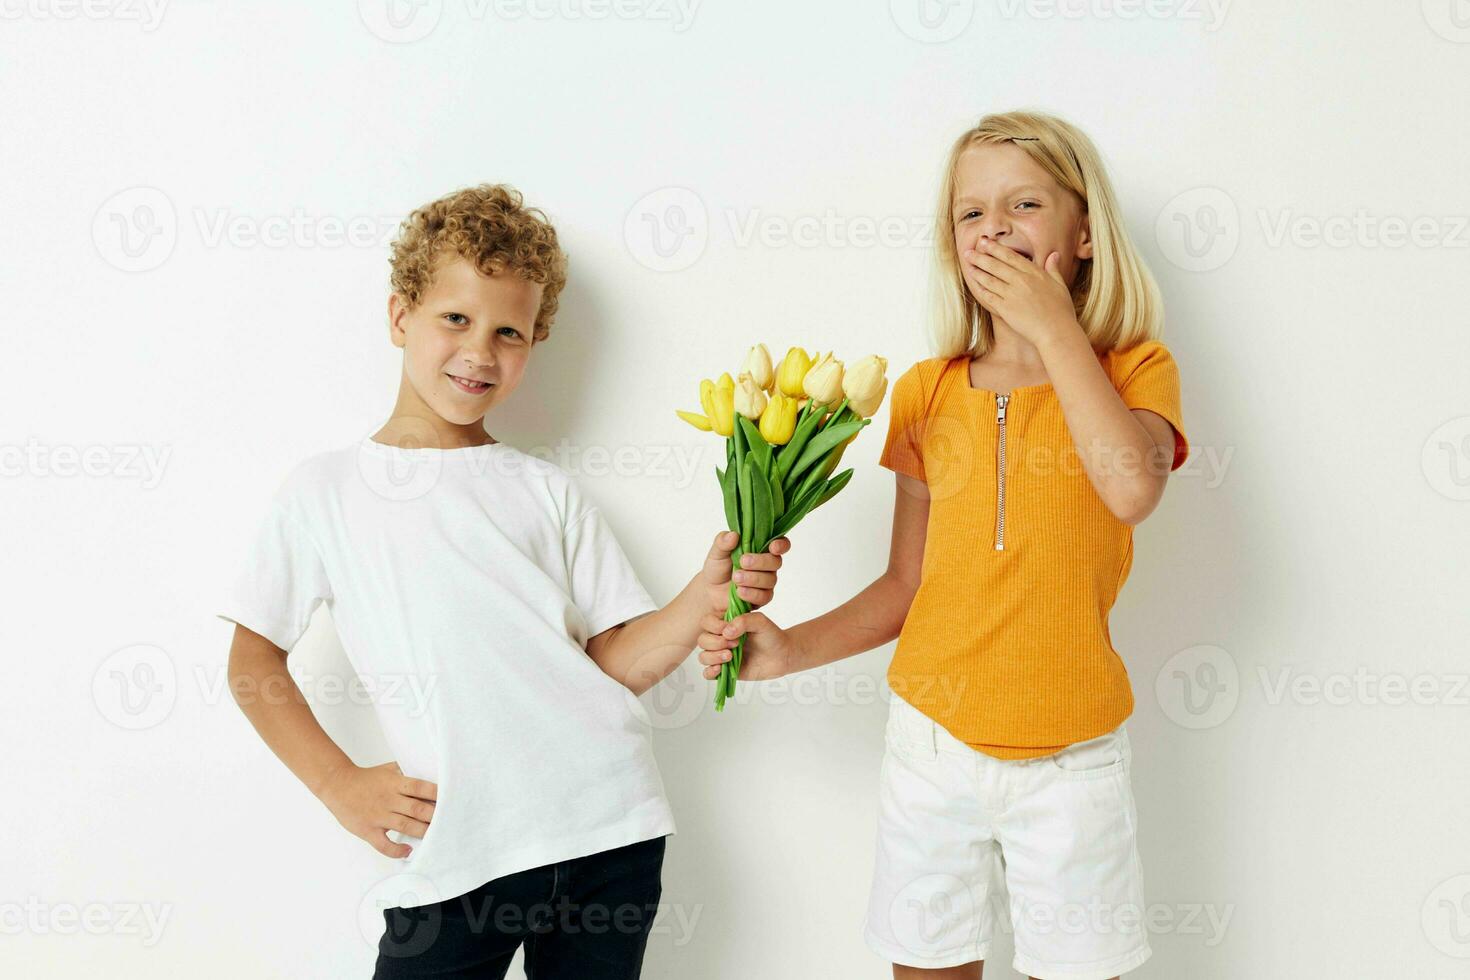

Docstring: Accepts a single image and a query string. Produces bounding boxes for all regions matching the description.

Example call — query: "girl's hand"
[962,239,1081,349]
[316,761,437,859]
[701,530,791,612]
[696,609,798,682]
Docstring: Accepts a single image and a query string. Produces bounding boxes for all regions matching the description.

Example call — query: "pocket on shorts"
[1044,725,1129,780]
[884,696,938,765]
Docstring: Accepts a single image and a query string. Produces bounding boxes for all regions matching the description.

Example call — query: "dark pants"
[373,835,667,979]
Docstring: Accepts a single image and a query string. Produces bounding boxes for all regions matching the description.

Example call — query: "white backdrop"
[5,2,1469,977]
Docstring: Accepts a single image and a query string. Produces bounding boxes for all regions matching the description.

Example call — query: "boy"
[216,184,788,978]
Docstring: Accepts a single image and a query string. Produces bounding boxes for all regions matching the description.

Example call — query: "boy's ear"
[387,293,409,349]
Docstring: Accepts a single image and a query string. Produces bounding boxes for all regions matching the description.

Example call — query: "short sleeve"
[878,363,930,482]
[1115,341,1190,471]
[215,499,333,652]
[563,507,659,641]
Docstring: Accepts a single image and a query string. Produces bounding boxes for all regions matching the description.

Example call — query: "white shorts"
[862,694,1151,980]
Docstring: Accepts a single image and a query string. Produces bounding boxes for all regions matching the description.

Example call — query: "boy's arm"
[227,624,436,858]
[585,531,789,696]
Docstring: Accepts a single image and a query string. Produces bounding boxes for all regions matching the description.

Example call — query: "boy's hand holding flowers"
[701,530,791,613]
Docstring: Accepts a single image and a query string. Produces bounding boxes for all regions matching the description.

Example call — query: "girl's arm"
[1038,327,1177,524]
[964,240,1177,524]
[696,472,929,680]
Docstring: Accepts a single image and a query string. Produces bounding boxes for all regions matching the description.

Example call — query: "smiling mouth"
[446,373,495,394]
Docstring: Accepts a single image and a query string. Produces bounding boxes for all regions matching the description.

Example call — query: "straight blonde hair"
[929,110,1163,359]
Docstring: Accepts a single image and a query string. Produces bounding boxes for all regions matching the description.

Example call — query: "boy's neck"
[371,414,498,450]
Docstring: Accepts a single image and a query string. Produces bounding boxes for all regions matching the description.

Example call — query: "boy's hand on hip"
[696,609,797,682]
[701,530,791,612]
[316,761,438,859]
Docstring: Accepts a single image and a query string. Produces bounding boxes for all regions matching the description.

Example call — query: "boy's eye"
[497,327,525,341]
[444,313,468,326]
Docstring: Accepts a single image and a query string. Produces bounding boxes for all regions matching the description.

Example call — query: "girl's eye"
[962,210,981,220]
[1017,201,1040,211]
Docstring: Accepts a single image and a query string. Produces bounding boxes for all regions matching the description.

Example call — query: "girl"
[695,110,1189,980]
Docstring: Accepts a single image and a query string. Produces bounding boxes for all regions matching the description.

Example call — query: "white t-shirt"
[215,437,675,908]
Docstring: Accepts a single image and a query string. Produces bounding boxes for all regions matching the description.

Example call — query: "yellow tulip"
[676,410,712,431]
[802,352,845,405]
[734,372,768,419]
[698,378,716,417]
[743,344,774,391]
[843,355,889,417]
[776,347,813,397]
[759,391,799,445]
[709,382,735,436]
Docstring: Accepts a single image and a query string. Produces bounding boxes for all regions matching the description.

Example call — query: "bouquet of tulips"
[677,345,889,711]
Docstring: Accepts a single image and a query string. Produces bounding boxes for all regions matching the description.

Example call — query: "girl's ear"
[1075,213,1094,261]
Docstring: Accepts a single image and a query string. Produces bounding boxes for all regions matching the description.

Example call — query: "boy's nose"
[460,341,497,367]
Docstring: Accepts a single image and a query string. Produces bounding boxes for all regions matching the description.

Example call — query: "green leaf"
[784,418,868,490]
[718,466,739,531]
[793,442,841,502]
[774,402,827,482]
[732,412,747,460]
[738,414,771,477]
[737,455,754,553]
[749,456,773,549]
[814,468,854,509]
[767,463,786,520]
[771,481,825,539]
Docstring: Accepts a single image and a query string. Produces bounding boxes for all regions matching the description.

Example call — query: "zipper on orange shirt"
[995,393,1010,551]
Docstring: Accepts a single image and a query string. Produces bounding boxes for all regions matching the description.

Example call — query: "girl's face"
[951,141,1093,296]
[387,254,542,433]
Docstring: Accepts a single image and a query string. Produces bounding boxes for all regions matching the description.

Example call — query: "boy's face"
[387,254,543,434]
[951,142,1093,292]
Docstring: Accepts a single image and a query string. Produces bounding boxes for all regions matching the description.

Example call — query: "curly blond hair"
[389,184,568,341]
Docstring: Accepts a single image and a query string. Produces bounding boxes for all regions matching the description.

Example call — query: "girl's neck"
[979,317,1046,367]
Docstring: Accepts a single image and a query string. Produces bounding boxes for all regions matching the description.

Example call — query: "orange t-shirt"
[878,340,1189,759]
